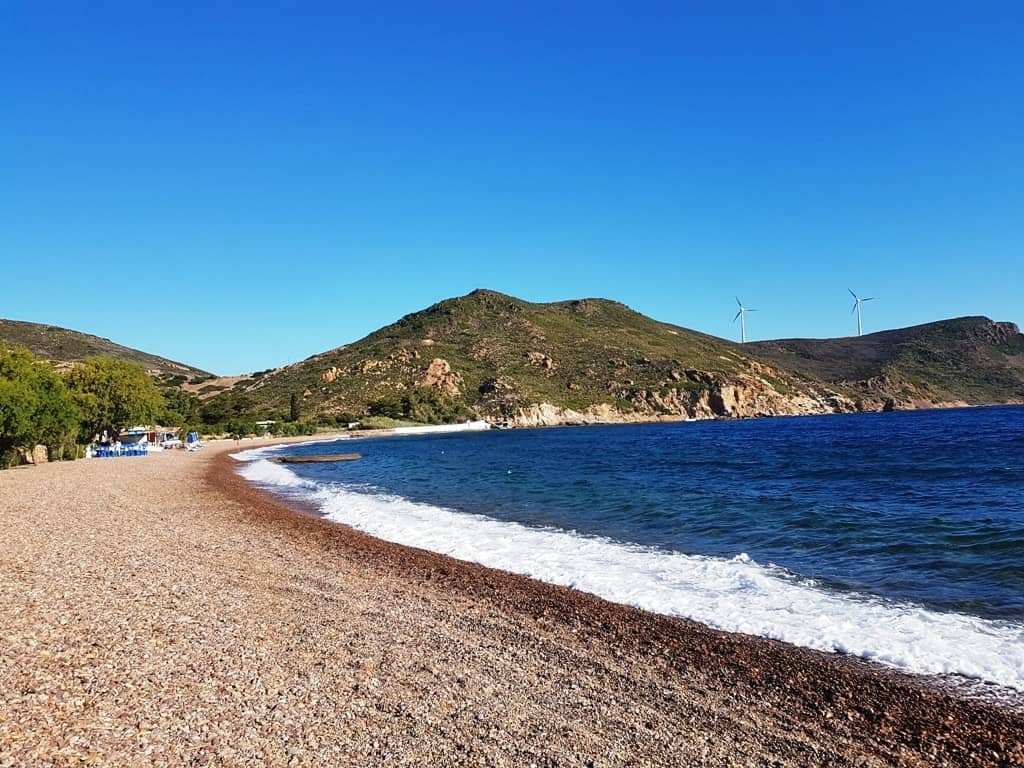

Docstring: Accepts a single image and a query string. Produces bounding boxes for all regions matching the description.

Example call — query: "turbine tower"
[733,297,757,343]
[849,289,876,336]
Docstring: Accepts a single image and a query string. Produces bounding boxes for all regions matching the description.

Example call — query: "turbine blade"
[748,308,759,312]
[851,302,858,315]
[863,297,876,301]
[736,296,743,307]
[733,310,742,322]
[848,288,858,300]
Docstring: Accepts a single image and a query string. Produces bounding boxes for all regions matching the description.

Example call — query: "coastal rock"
[693,376,858,419]
[510,402,668,428]
[503,371,864,428]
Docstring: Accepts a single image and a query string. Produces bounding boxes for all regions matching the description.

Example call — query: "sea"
[234,406,1024,695]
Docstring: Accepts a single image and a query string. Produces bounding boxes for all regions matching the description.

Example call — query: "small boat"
[270,453,362,464]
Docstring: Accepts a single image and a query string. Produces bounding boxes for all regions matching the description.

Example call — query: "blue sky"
[2,2,1021,374]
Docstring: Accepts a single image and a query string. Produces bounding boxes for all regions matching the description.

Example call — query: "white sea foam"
[230,435,357,463]
[237,457,320,488]
[230,446,279,462]
[237,457,1024,691]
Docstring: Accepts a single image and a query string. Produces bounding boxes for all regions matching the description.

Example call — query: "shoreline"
[229,430,1024,703]
[212,446,1024,763]
[2,441,1021,765]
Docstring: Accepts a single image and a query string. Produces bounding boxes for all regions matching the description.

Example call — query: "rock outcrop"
[420,358,463,396]
[505,371,864,427]
[527,351,556,373]
[512,402,660,428]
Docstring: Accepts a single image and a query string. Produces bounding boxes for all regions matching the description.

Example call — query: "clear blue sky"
[3,2,1021,374]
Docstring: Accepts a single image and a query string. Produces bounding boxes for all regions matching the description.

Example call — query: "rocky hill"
[748,317,1024,409]
[13,297,1020,428]
[220,290,867,426]
[0,319,212,384]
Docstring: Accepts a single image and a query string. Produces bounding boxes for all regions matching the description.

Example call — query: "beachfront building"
[116,425,181,448]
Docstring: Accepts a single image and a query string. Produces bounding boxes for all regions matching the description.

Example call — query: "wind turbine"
[733,297,757,343]
[849,289,876,336]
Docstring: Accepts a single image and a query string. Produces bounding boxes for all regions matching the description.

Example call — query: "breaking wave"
[236,456,1024,692]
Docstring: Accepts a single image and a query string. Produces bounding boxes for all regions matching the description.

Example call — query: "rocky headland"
[192,291,1023,428]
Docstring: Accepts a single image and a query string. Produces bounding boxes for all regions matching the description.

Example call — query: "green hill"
[10,297,1022,429]
[0,319,212,385]
[220,289,863,425]
[747,317,1024,407]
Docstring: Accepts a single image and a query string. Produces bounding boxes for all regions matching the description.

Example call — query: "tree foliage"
[0,345,80,464]
[367,388,469,424]
[65,356,164,440]
[160,388,201,429]
[199,392,255,426]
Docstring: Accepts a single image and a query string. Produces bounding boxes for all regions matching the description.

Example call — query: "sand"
[1,440,1021,767]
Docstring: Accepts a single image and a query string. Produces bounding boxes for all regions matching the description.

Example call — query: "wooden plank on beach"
[270,453,362,464]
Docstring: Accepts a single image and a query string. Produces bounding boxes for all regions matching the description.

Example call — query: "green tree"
[366,389,469,424]
[289,392,300,422]
[401,388,470,424]
[199,396,230,426]
[161,388,201,426]
[198,392,257,429]
[0,345,80,465]
[230,393,255,416]
[65,356,164,440]
[368,395,404,419]
[224,417,257,438]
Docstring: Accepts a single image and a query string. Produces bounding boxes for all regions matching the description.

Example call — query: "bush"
[269,420,318,437]
[0,448,22,469]
[356,416,412,430]
[224,417,257,438]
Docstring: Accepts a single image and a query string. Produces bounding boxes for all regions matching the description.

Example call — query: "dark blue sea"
[237,406,1024,690]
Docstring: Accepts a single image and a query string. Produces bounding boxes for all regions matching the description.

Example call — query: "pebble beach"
[1,440,1022,767]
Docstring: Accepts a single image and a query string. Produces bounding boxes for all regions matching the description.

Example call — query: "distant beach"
[1,440,1021,766]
